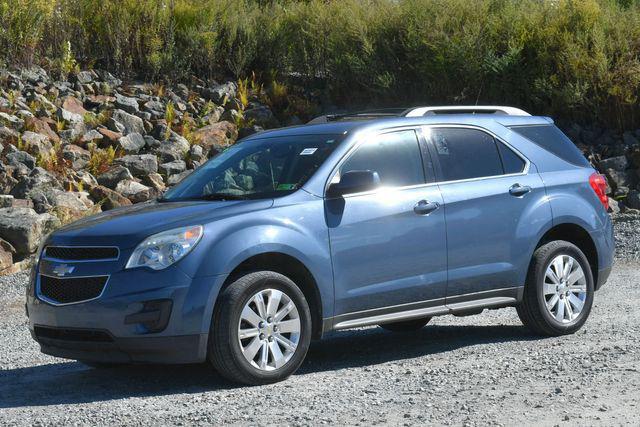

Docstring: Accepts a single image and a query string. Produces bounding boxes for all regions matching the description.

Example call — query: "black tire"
[208,271,312,385]
[517,240,594,336]
[379,317,431,332]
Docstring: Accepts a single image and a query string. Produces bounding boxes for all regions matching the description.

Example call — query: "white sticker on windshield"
[300,148,318,155]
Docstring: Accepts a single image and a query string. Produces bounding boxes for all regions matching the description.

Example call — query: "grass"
[3,0,640,128]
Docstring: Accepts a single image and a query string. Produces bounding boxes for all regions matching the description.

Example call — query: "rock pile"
[0,66,279,273]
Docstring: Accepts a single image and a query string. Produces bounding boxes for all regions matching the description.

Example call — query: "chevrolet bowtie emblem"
[52,264,75,277]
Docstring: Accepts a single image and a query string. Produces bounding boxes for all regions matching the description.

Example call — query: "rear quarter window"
[509,125,590,167]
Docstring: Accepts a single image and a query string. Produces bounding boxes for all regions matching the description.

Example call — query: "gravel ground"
[1,223,639,426]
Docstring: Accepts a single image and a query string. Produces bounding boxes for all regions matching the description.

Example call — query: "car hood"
[46,199,274,249]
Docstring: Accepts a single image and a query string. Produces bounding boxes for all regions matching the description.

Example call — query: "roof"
[241,114,554,142]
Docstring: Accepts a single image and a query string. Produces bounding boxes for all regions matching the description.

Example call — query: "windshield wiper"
[193,193,250,201]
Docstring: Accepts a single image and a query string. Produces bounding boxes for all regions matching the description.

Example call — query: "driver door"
[325,129,448,320]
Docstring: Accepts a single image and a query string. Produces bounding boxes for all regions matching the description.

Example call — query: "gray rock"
[56,107,84,127]
[599,156,628,172]
[244,105,278,127]
[625,190,640,210]
[113,154,158,177]
[21,131,52,157]
[117,132,146,154]
[111,109,145,135]
[62,144,91,170]
[115,93,139,113]
[0,207,60,255]
[143,100,164,113]
[189,144,204,162]
[115,180,152,203]
[159,160,187,178]
[75,70,93,84]
[10,167,63,199]
[167,170,192,186]
[202,81,237,104]
[6,151,36,170]
[97,165,134,189]
[142,172,166,192]
[0,112,24,131]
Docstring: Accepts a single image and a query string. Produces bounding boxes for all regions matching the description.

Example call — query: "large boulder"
[202,82,237,104]
[0,207,60,256]
[191,121,237,156]
[48,190,94,222]
[111,109,145,135]
[62,144,91,170]
[62,96,88,116]
[159,160,187,179]
[97,165,134,189]
[113,154,158,177]
[6,150,36,170]
[0,112,24,131]
[117,132,146,154]
[244,105,279,128]
[0,238,15,273]
[114,93,139,113]
[115,180,153,203]
[10,167,63,199]
[21,131,53,157]
[89,185,132,211]
[23,117,60,144]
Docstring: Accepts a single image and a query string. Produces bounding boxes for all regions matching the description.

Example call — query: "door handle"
[509,183,531,197]
[414,200,440,215]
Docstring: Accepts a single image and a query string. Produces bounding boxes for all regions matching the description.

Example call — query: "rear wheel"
[379,317,431,332]
[209,271,312,385]
[517,240,594,336]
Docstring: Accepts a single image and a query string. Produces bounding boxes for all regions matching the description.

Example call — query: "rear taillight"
[589,172,609,211]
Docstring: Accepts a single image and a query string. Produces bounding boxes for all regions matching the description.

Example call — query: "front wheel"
[208,271,312,385]
[517,240,594,336]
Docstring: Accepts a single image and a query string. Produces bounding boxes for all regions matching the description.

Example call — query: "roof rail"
[307,108,406,124]
[404,106,530,117]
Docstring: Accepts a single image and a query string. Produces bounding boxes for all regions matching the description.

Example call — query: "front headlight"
[126,225,203,270]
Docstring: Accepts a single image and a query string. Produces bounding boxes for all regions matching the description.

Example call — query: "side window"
[497,141,525,174]
[429,128,504,181]
[340,130,425,187]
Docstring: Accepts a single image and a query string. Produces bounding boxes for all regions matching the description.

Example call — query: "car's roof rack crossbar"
[404,105,530,117]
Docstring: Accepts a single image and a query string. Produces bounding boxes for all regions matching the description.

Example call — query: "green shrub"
[3,0,640,128]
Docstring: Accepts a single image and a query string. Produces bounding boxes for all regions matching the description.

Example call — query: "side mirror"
[327,170,381,197]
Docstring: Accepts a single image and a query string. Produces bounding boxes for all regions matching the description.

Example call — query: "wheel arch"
[533,222,599,286]
[217,252,325,339]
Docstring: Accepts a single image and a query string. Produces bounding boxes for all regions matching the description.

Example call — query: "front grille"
[34,326,113,342]
[39,275,108,304]
[44,246,119,261]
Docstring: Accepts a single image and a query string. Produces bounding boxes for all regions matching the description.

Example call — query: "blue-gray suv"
[26,106,614,384]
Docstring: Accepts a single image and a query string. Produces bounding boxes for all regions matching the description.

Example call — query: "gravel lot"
[1,220,639,426]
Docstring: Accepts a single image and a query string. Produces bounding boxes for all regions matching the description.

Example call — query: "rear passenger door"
[424,126,547,305]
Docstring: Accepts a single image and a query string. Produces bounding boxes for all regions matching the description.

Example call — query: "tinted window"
[340,130,425,187]
[429,128,503,181]
[510,125,590,167]
[497,142,525,174]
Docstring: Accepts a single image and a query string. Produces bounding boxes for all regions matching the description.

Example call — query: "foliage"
[87,146,117,176]
[3,0,640,127]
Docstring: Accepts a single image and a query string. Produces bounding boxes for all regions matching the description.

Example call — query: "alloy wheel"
[543,254,587,324]
[237,288,301,371]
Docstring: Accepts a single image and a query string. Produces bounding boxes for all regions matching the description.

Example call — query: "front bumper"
[32,326,206,364]
[26,258,228,364]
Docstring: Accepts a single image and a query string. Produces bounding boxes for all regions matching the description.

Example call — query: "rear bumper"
[31,326,207,364]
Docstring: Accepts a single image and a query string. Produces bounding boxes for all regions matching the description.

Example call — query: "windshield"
[161,134,344,201]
